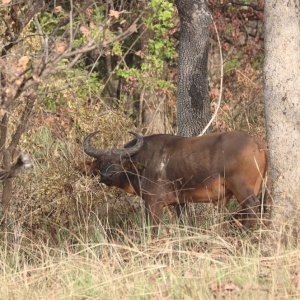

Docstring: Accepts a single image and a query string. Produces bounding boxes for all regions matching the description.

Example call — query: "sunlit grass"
[0,222,299,300]
[9,113,296,299]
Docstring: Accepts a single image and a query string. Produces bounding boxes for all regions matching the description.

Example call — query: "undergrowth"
[0,221,299,299]
[2,18,270,298]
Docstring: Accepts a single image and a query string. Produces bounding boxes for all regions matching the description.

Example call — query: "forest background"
[1,1,299,299]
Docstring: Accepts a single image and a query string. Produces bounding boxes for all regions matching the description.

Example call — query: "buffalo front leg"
[174,203,188,225]
[144,199,164,230]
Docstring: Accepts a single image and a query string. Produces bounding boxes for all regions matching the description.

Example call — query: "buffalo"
[82,131,268,228]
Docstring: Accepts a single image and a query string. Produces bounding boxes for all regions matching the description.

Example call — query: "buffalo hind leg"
[174,203,188,224]
[144,200,164,233]
[238,195,260,229]
[229,180,260,229]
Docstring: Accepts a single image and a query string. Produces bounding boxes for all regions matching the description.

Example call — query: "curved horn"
[83,131,144,159]
[83,131,107,158]
[111,131,144,156]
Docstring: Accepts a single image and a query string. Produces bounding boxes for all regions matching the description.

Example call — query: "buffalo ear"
[122,160,145,172]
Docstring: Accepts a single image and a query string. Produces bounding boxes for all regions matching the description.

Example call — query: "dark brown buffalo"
[82,131,268,228]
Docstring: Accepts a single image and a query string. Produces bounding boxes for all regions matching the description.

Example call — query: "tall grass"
[0,221,299,299]
[8,115,296,299]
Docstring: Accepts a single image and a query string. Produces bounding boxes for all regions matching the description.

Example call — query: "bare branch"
[41,11,144,78]
[0,113,8,153]
[199,20,224,136]
[53,53,85,73]
[33,15,48,62]
[1,1,44,56]
[69,0,74,50]
[8,91,36,156]
[49,0,95,40]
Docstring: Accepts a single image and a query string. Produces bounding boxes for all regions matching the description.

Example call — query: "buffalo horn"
[83,131,143,158]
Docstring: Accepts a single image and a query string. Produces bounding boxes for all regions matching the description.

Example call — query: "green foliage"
[112,42,123,57]
[41,69,103,114]
[39,11,66,35]
[91,5,106,24]
[148,0,174,30]
[143,0,176,71]
[44,97,57,112]
[252,52,264,70]
[240,0,251,4]
[117,0,176,92]
[224,58,240,74]
[35,0,177,108]
[116,67,140,80]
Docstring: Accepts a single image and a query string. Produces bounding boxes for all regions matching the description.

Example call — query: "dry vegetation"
[0,223,300,299]
[0,28,274,300]
[1,1,299,299]
[2,62,296,299]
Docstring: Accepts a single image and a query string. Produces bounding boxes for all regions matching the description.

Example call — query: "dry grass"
[0,222,299,299]
[1,46,280,299]
[3,100,299,299]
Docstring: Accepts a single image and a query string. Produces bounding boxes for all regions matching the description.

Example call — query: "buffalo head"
[81,131,144,192]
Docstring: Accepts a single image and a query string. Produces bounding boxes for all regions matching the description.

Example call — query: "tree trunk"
[141,87,168,134]
[174,0,213,225]
[175,0,212,136]
[1,150,12,228]
[264,1,300,232]
[140,27,167,134]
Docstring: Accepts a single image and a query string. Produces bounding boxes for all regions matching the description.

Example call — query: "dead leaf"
[128,23,137,33]
[210,88,219,99]
[5,87,15,98]
[17,56,29,72]
[0,109,8,118]
[80,26,91,39]
[2,0,12,4]
[15,78,23,85]
[169,27,178,35]
[109,10,121,18]
[223,43,230,51]
[32,74,42,83]
[54,6,63,13]
[89,22,96,30]
[135,50,145,58]
[222,103,231,112]
[102,39,108,47]
[55,41,66,53]
[85,8,93,17]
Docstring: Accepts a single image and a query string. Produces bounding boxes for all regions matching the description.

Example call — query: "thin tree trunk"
[1,150,12,227]
[175,0,212,136]
[140,26,167,134]
[142,88,167,134]
[264,1,300,233]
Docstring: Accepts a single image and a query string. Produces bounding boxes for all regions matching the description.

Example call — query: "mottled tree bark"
[264,1,300,232]
[174,0,213,222]
[140,27,167,134]
[175,0,212,136]
[142,89,168,134]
